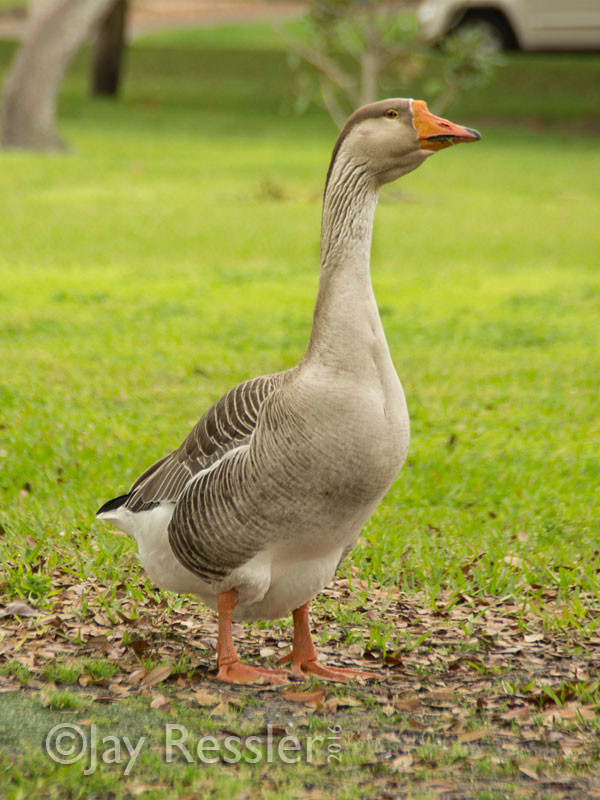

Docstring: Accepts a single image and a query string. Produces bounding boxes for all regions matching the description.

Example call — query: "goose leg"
[284,602,374,682]
[215,589,289,684]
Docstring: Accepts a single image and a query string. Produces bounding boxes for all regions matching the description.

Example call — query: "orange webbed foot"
[216,659,290,685]
[282,602,377,682]
[215,589,291,685]
[291,658,374,682]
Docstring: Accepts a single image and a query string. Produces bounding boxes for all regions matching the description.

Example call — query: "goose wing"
[100,372,287,515]
[168,443,259,582]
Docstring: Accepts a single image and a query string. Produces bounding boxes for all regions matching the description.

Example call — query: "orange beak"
[412,100,481,151]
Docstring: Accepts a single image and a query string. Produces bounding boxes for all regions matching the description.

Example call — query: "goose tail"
[96,493,136,536]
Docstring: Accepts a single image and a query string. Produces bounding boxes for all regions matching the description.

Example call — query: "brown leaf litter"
[1,565,600,796]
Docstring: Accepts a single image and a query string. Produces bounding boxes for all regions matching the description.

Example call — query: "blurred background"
[1,0,599,148]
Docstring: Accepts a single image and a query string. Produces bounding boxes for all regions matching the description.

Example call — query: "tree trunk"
[91,0,129,98]
[28,0,60,24]
[358,11,380,107]
[1,0,114,150]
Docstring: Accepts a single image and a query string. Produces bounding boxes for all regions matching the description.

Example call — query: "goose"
[97,99,480,684]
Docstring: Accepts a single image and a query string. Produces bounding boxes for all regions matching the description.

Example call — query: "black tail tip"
[96,493,130,516]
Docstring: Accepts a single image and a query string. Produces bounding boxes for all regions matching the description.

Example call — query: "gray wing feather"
[168,447,258,582]
[122,372,287,513]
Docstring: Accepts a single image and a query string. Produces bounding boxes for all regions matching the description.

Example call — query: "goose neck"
[305,156,383,369]
[319,158,378,268]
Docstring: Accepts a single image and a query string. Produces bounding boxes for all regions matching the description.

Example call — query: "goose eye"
[384,109,399,119]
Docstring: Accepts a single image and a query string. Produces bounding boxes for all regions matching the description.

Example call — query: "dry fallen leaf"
[524,632,544,644]
[127,668,147,685]
[503,554,523,568]
[543,705,595,725]
[499,707,532,724]
[384,652,402,667]
[396,697,422,712]
[108,682,130,696]
[258,725,287,737]
[129,638,150,657]
[424,690,455,703]
[209,700,230,717]
[424,780,456,794]
[518,763,539,781]
[0,602,38,618]
[390,753,413,773]
[192,688,220,707]
[335,695,363,708]
[150,693,171,712]
[281,687,326,708]
[39,687,55,707]
[139,664,172,690]
[128,783,169,796]
[457,728,490,743]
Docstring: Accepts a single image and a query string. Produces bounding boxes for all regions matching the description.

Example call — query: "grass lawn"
[0,21,600,800]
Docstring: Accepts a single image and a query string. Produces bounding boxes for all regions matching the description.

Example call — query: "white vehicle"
[417,0,600,51]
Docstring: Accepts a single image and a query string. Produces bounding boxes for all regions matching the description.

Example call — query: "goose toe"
[216,660,290,685]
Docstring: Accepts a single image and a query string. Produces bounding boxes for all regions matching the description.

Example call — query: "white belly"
[105,502,362,622]
[231,541,346,622]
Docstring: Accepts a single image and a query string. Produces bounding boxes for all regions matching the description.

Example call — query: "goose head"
[326,98,481,189]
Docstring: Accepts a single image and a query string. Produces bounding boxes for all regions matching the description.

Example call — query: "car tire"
[454,11,517,52]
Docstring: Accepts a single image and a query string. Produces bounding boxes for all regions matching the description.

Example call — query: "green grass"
[0,659,31,686]
[0,691,382,799]
[40,661,83,686]
[0,19,599,800]
[0,27,598,610]
[0,1,24,11]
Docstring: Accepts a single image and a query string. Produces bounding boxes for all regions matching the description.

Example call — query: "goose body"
[100,361,408,622]
[98,99,479,681]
